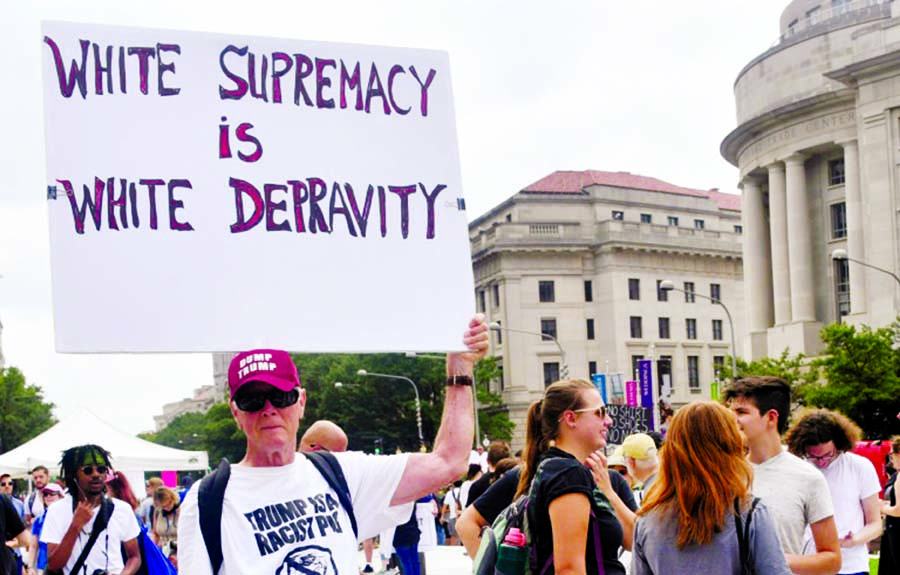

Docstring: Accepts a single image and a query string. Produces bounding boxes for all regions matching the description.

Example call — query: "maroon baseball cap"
[228,349,301,398]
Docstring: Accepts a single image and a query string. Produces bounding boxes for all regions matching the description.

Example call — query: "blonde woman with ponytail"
[518,379,628,575]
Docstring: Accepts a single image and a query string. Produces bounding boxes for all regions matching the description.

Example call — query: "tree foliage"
[797,321,900,439]
[144,353,515,460]
[0,367,56,454]
[717,350,811,392]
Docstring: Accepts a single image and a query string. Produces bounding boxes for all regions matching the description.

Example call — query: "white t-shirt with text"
[178,452,412,575]
[41,495,140,575]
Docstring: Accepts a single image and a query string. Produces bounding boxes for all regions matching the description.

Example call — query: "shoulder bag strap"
[734,497,759,574]
[70,497,112,575]
[305,451,358,539]
[198,459,231,575]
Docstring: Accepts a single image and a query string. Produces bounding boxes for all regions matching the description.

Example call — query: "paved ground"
[358,545,472,575]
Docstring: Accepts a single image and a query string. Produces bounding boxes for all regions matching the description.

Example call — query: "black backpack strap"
[70,497,113,575]
[734,497,759,573]
[305,451,358,539]
[198,459,231,575]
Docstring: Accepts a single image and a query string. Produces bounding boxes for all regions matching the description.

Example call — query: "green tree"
[474,357,514,442]
[798,321,900,438]
[141,401,245,465]
[716,349,813,393]
[0,367,56,454]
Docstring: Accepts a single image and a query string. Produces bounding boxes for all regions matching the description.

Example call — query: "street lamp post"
[659,279,738,381]
[488,322,569,379]
[831,248,900,289]
[357,369,424,450]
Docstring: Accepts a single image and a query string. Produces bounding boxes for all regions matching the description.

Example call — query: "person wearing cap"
[607,445,633,487]
[622,433,660,503]
[178,314,489,575]
[30,483,64,574]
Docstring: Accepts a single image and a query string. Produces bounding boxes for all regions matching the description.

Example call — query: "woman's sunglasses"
[572,405,609,419]
[234,388,300,412]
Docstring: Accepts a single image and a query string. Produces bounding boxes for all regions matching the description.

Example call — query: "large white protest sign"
[41,21,474,353]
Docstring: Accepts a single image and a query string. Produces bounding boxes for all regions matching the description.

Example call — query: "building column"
[785,153,816,322]
[767,162,792,325]
[841,139,867,314]
[740,177,774,332]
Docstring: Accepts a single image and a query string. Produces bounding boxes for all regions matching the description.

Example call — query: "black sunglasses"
[234,388,300,412]
[0,481,12,487]
[80,465,109,476]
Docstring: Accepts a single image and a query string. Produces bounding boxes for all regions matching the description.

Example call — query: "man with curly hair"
[41,444,141,575]
[786,409,883,575]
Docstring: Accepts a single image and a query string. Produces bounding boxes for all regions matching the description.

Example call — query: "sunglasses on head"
[234,387,300,412]
[80,465,109,476]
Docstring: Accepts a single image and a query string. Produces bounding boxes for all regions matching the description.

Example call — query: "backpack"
[197,452,358,575]
[734,497,760,575]
[472,458,607,575]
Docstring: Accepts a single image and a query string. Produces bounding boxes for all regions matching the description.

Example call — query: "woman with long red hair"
[632,401,790,574]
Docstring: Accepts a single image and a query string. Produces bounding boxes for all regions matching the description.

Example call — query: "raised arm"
[390,314,488,506]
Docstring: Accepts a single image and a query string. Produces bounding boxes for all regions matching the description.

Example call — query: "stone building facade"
[469,170,744,447]
[722,0,900,359]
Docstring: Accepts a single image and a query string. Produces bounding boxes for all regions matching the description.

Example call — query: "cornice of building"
[721,91,855,166]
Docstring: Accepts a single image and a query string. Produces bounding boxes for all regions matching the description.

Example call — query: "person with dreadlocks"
[41,444,141,575]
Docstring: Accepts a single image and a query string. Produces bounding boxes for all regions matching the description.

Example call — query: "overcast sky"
[1,0,788,435]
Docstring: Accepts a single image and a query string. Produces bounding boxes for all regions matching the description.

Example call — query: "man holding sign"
[178,315,488,574]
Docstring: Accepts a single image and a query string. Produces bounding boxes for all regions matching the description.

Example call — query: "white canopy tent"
[0,407,208,498]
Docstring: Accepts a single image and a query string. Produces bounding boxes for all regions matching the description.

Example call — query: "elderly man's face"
[231,382,306,454]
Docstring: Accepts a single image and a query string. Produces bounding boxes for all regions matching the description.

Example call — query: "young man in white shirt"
[725,376,841,575]
[42,445,141,575]
[178,315,489,574]
[786,409,882,575]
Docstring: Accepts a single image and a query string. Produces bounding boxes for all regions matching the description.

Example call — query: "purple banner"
[638,359,655,430]
[625,380,638,406]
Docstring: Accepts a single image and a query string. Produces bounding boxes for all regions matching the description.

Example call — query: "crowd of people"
[1,313,898,575]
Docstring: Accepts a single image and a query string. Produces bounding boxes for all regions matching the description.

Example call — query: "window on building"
[505,214,512,222]
[667,216,679,226]
[628,278,640,300]
[631,355,645,380]
[630,316,643,339]
[835,258,851,317]
[612,210,625,220]
[539,280,555,303]
[712,319,723,341]
[657,280,668,302]
[640,213,652,224]
[543,362,560,387]
[492,284,500,307]
[495,320,502,345]
[497,362,505,392]
[831,202,847,239]
[589,361,597,377]
[686,318,697,340]
[713,356,725,379]
[806,5,821,20]
[658,317,671,339]
[787,18,799,35]
[586,319,595,340]
[584,280,593,302]
[688,356,700,391]
[684,282,695,303]
[829,159,845,186]
[710,283,721,304]
[734,224,743,234]
[478,290,486,312]
[694,219,705,230]
[540,318,557,341]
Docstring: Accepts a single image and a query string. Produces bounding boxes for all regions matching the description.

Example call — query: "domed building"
[722,0,900,359]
